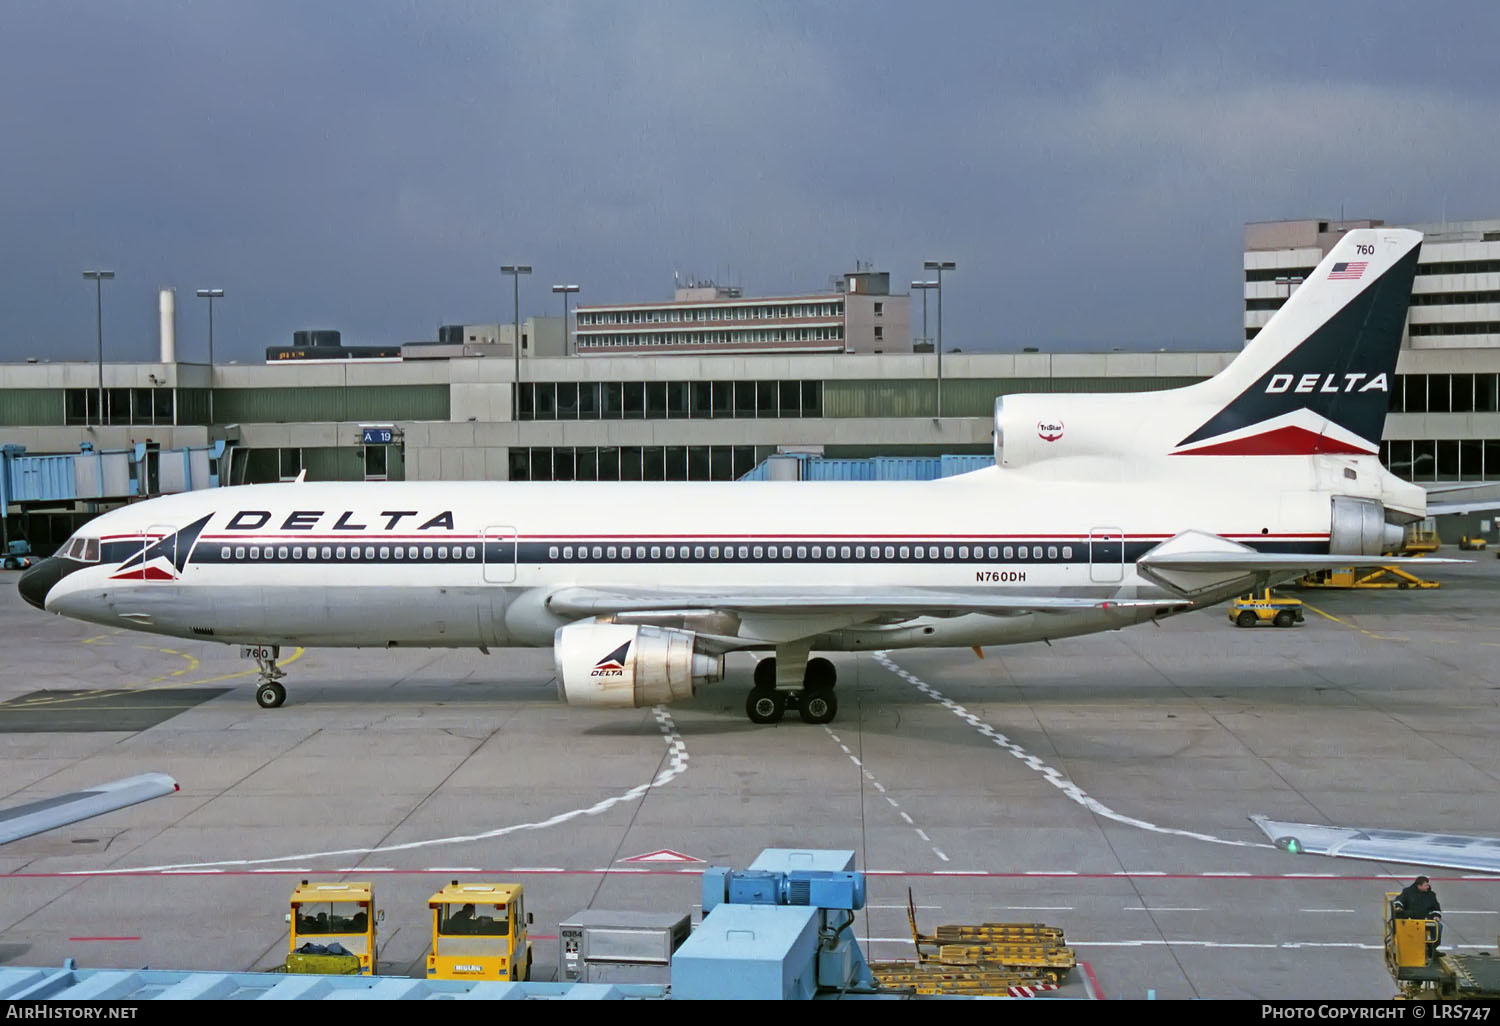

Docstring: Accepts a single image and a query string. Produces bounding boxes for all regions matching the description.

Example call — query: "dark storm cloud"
[2,1,1497,364]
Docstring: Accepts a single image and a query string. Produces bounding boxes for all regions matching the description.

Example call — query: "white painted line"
[1126,906,1205,912]
[934,850,950,862]
[1028,870,1077,875]
[875,652,1274,853]
[899,812,914,825]
[996,906,1076,912]
[425,868,483,873]
[1299,909,1357,913]
[915,829,930,842]
[102,706,694,873]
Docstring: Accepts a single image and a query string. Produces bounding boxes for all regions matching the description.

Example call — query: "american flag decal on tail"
[1328,261,1367,280]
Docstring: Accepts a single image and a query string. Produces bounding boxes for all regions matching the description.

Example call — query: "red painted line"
[68,936,140,942]
[1080,959,1106,1001]
[5,869,1493,882]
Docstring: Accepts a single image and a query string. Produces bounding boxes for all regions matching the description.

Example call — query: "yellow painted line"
[140,645,201,681]
[1299,602,1403,641]
[5,648,307,710]
[80,630,124,645]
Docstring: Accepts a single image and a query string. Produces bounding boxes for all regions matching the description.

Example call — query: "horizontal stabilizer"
[1140,552,1465,572]
[1249,815,1500,874]
[0,773,178,845]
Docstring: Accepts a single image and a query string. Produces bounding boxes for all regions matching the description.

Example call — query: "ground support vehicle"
[1228,588,1305,627]
[2,540,33,571]
[279,881,381,975]
[427,881,533,981]
[1384,892,1500,999]
[1297,566,1439,589]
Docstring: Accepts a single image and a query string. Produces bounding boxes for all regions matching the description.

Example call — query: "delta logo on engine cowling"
[591,641,630,678]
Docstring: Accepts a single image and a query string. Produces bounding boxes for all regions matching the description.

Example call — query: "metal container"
[557,909,691,984]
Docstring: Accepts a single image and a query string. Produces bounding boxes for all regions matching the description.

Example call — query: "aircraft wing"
[1428,500,1500,516]
[1139,552,1466,572]
[545,586,1179,619]
[1249,815,1500,874]
[0,773,178,845]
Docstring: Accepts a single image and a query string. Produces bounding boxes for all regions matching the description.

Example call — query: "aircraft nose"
[18,557,62,611]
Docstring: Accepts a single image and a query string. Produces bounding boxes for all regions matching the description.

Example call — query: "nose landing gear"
[745,654,839,725]
[244,645,288,708]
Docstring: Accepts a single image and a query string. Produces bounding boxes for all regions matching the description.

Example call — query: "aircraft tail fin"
[1171,228,1422,457]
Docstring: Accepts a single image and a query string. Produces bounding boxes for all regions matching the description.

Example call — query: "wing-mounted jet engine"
[553,622,724,708]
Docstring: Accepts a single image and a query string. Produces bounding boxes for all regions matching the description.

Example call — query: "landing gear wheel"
[805,657,836,689]
[746,687,786,724]
[798,686,838,725]
[255,681,287,708]
[1273,610,1295,628]
[1236,611,1257,628]
[753,657,777,689]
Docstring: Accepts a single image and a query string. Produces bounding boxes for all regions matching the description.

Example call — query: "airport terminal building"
[3,220,1498,548]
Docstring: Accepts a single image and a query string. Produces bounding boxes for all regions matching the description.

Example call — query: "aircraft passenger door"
[482,526,518,584]
[1088,528,1124,583]
[135,524,182,581]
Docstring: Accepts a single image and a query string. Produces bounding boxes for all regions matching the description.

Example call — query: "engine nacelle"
[554,623,724,709]
[993,394,1145,468]
[1329,496,1405,555]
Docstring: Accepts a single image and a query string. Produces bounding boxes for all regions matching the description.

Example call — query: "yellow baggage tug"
[427,881,533,981]
[282,881,381,975]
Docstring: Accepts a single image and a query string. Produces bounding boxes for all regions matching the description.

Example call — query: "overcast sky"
[2,1,1497,365]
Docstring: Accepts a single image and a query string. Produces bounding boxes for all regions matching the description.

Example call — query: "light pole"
[195,288,224,425]
[502,264,532,418]
[552,284,580,356]
[82,270,115,426]
[923,260,956,417]
[910,280,937,352]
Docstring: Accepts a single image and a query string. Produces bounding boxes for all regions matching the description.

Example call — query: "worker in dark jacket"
[1393,875,1443,956]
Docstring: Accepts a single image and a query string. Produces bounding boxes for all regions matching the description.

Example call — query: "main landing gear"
[745,654,838,726]
[246,645,288,708]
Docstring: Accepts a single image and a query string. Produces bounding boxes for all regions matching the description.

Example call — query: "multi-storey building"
[573,270,911,355]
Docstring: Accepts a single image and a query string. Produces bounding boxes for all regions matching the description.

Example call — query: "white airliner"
[21,228,1441,724]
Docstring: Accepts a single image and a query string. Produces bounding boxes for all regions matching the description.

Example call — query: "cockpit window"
[62,537,100,562]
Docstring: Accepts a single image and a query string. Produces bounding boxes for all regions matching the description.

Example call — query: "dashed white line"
[825,724,947,864]
[874,652,1273,852]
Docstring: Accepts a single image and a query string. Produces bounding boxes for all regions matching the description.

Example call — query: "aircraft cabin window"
[753,546,763,559]
[563,546,573,559]
[292,546,303,559]
[466,546,476,559]
[318,546,329,559]
[842,546,852,559]
[960,546,970,559]
[900,546,909,559]
[333,547,344,560]
[278,546,289,560]
[798,546,808,559]
[663,546,672,559]
[549,546,559,559]
[1062,546,1073,559]
[1048,546,1058,560]
[854,546,864,559]
[422,547,432,560]
[738,546,749,559]
[1032,546,1042,559]
[944,546,954,559]
[1018,547,1027,560]
[235,547,245,560]
[607,546,617,559]
[827,546,836,560]
[869,548,879,561]
[1003,546,1013,559]
[988,546,999,559]
[395,547,405,560]
[306,547,317,560]
[591,546,602,559]
[249,547,260,560]
[218,545,229,559]
[884,546,894,559]
[635,546,645,559]
[696,546,706,559]
[379,546,389,559]
[366,547,375,560]
[438,546,448,559]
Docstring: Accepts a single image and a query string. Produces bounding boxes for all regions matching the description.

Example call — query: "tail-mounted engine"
[554,623,724,709]
[1328,496,1405,555]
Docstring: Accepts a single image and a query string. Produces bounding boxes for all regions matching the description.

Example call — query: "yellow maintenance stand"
[1384,892,1500,999]
[281,880,382,975]
[1298,566,1439,589]
[868,890,1075,996]
[427,881,533,982]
